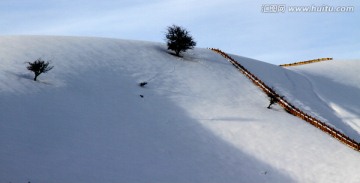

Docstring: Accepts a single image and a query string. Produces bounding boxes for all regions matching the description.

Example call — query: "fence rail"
[209,48,360,151]
[280,58,333,67]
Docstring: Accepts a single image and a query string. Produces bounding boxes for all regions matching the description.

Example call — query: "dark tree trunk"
[34,73,39,81]
[175,50,180,57]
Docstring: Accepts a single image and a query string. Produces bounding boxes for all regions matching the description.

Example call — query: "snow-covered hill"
[1,36,360,183]
[289,61,360,140]
[232,55,360,142]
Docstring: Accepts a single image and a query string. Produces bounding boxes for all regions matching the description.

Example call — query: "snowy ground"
[232,55,360,142]
[289,61,360,140]
[1,36,360,183]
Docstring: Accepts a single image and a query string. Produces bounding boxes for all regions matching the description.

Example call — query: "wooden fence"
[209,48,360,151]
[280,58,333,67]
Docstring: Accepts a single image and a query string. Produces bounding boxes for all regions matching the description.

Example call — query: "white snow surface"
[1,36,360,183]
[288,61,360,140]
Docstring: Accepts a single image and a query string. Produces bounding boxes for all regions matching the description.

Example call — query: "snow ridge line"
[279,58,333,67]
[209,48,360,152]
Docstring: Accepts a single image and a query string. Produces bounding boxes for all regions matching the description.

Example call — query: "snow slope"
[1,36,360,183]
[231,55,360,142]
[289,61,360,139]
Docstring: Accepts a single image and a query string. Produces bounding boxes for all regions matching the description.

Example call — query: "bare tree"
[165,25,196,57]
[267,93,283,109]
[27,58,54,81]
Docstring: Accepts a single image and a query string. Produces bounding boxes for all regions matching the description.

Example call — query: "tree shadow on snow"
[5,71,54,85]
[10,71,34,80]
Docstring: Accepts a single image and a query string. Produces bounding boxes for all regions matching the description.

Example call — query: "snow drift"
[1,36,360,183]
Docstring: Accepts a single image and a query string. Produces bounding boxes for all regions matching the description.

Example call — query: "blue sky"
[0,0,359,64]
